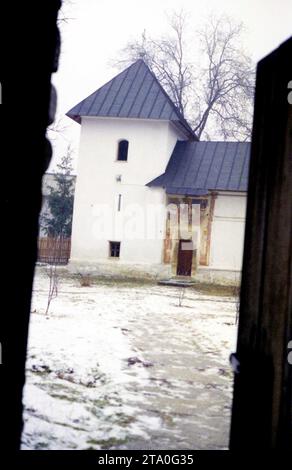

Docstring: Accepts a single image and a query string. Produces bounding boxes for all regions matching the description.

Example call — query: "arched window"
[117,139,129,161]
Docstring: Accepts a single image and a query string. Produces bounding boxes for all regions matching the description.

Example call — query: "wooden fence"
[37,237,71,265]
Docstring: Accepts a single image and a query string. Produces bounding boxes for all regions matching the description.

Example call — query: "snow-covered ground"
[22,268,238,450]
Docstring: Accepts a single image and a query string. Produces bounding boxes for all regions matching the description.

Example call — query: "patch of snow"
[22,270,238,450]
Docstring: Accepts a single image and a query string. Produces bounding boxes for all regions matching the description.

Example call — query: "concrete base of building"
[194,267,241,286]
[68,259,172,281]
[67,260,241,286]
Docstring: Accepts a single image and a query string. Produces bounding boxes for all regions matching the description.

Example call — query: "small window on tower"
[117,194,122,211]
[109,241,120,258]
[117,140,129,161]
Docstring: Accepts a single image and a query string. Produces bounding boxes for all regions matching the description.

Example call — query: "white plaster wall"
[70,117,182,267]
[209,193,247,271]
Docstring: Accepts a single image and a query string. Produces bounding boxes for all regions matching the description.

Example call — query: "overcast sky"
[49,0,292,171]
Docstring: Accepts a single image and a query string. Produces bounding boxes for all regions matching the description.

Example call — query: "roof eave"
[166,187,209,196]
[66,112,81,124]
[172,120,198,141]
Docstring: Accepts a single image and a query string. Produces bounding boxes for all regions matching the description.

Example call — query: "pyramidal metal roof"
[66,59,196,139]
[147,141,251,194]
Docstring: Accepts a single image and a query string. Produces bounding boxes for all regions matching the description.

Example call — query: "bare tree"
[41,143,74,316]
[115,11,255,140]
[47,115,71,144]
[45,263,59,316]
[116,10,192,118]
[193,16,254,140]
[178,286,186,307]
[57,0,75,25]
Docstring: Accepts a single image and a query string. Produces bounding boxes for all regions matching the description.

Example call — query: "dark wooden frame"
[230,37,292,450]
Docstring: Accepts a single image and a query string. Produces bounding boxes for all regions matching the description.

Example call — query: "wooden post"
[229,37,292,449]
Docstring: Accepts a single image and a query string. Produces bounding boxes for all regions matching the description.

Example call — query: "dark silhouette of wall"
[230,37,292,450]
[0,1,61,451]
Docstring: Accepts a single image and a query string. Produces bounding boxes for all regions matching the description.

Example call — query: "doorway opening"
[176,239,194,276]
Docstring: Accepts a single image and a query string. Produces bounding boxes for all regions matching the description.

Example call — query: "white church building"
[67,59,250,284]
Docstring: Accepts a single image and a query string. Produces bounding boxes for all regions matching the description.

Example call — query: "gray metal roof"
[147,141,251,194]
[66,59,196,139]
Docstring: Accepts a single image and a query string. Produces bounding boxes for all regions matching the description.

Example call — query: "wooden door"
[176,239,193,276]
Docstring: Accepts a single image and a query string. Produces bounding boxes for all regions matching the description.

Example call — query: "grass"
[191,283,239,297]
[35,265,240,296]
[36,381,86,403]
[35,265,158,287]
[86,437,127,450]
